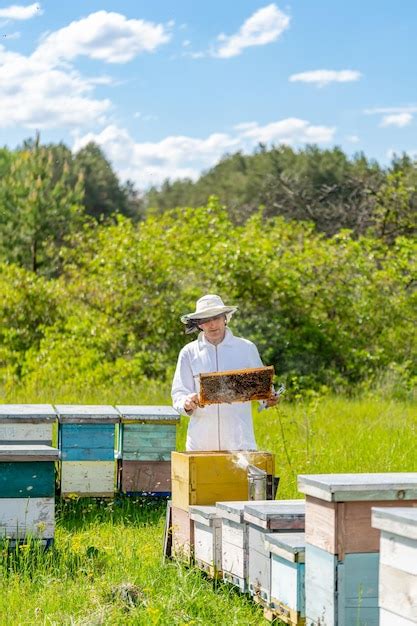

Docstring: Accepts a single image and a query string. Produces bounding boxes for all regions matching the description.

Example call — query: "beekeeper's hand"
[184,393,200,412]
[265,395,280,408]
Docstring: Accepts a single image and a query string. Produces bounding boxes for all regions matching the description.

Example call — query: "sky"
[0,1,416,188]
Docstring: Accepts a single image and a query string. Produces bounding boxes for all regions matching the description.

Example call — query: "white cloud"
[0,10,171,130]
[0,45,111,129]
[380,113,413,128]
[33,10,171,65]
[74,117,336,187]
[289,69,362,87]
[0,3,42,20]
[346,134,360,143]
[214,3,290,58]
[364,105,417,115]
[237,117,336,145]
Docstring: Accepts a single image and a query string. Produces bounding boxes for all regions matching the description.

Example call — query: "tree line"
[0,139,416,398]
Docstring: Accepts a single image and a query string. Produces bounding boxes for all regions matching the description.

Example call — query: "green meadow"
[0,392,416,625]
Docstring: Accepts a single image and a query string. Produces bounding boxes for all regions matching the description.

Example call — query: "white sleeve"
[171,347,196,416]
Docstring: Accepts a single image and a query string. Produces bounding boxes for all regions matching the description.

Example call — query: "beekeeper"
[171,294,278,451]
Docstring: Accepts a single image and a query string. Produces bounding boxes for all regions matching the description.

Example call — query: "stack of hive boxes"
[244,501,305,603]
[372,507,417,625]
[57,405,119,497]
[0,404,59,546]
[0,444,58,546]
[298,473,417,626]
[264,532,306,625]
[116,406,179,495]
[171,451,275,564]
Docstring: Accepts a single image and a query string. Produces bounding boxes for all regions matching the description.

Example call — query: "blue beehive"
[116,405,179,495]
[264,532,305,625]
[56,405,119,497]
[0,444,59,546]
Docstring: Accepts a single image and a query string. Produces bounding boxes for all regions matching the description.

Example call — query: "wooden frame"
[199,366,274,406]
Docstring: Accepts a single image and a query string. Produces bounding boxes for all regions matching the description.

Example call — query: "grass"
[0,387,416,624]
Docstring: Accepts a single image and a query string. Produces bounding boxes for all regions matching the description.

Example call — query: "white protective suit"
[171,327,263,451]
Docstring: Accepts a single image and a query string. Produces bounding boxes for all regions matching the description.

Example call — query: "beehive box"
[264,532,305,625]
[217,499,275,593]
[199,366,274,406]
[189,505,222,577]
[0,444,59,546]
[171,505,194,563]
[244,500,305,603]
[172,451,275,511]
[57,405,119,497]
[0,404,56,445]
[298,473,417,626]
[373,507,417,625]
[116,406,179,494]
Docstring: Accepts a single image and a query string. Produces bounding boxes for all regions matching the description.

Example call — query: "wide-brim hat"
[180,294,238,323]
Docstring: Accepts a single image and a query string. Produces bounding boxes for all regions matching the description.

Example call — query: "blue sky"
[0,1,416,188]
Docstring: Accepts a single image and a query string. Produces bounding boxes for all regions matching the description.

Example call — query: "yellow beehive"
[171,451,275,511]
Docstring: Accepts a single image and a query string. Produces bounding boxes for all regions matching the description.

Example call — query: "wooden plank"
[123,451,171,462]
[199,366,274,405]
[380,608,416,626]
[217,499,273,523]
[298,473,417,502]
[62,447,115,462]
[338,500,417,557]
[379,563,417,622]
[116,405,180,423]
[221,518,246,549]
[248,524,272,601]
[60,423,115,449]
[60,461,115,496]
[171,505,194,562]
[120,460,171,493]
[0,445,59,461]
[305,496,337,554]
[305,543,337,626]
[189,505,219,525]
[193,518,222,573]
[244,500,305,530]
[372,506,417,542]
[162,500,172,561]
[0,461,55,498]
[380,532,417,576]
[0,497,54,539]
[0,423,53,444]
[56,405,119,424]
[222,539,247,579]
[0,404,56,422]
[338,552,379,609]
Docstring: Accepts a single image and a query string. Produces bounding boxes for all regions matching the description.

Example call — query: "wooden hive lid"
[217,500,272,523]
[298,472,417,502]
[0,404,56,423]
[244,499,305,530]
[0,444,59,461]
[199,366,274,406]
[115,405,180,423]
[189,505,219,525]
[264,531,305,562]
[372,506,417,540]
[55,405,119,424]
